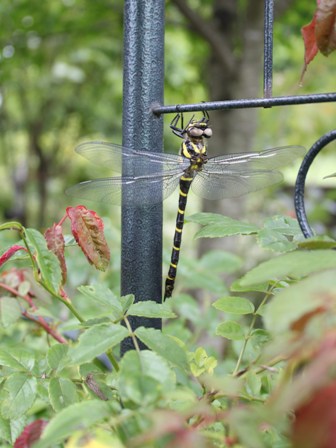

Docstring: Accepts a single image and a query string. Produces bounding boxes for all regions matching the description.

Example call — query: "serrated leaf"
[134,327,189,371]
[1,373,37,419]
[194,219,259,239]
[77,284,124,320]
[47,344,69,371]
[257,229,297,253]
[44,224,67,284]
[69,323,129,364]
[49,378,78,411]
[188,213,259,238]
[0,297,21,327]
[237,250,336,287]
[25,228,62,294]
[127,301,176,319]
[216,321,245,340]
[66,206,110,271]
[33,400,111,448]
[213,296,255,315]
[263,215,302,236]
[0,348,35,371]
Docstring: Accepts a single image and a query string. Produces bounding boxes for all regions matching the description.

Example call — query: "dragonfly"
[67,112,305,300]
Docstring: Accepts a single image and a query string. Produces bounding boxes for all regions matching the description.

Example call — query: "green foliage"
[1,208,336,447]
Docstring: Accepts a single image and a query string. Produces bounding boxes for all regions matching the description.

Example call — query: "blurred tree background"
[1,0,336,235]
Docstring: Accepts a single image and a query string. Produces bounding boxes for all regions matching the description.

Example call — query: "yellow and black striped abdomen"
[164,174,193,300]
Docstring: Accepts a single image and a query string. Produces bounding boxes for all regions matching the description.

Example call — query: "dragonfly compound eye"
[188,127,204,138]
[203,128,213,138]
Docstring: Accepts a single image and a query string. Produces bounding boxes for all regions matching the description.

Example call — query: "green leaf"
[0,415,26,445]
[194,218,259,239]
[216,321,245,340]
[118,350,176,406]
[1,373,37,419]
[25,228,62,294]
[69,323,129,364]
[257,229,297,253]
[298,236,336,250]
[47,344,69,371]
[0,297,21,327]
[263,270,336,334]
[263,215,302,236]
[48,377,79,411]
[213,296,255,315]
[134,327,189,371]
[0,348,35,371]
[237,250,336,287]
[127,300,176,319]
[34,400,111,448]
[0,222,24,232]
[120,294,135,313]
[78,284,124,320]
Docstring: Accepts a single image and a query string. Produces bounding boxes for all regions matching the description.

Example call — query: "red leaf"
[44,224,67,284]
[301,13,319,80]
[0,245,26,267]
[66,205,110,271]
[292,381,336,448]
[14,419,48,448]
[315,0,336,56]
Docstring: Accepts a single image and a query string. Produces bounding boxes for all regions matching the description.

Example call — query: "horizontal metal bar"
[152,92,336,115]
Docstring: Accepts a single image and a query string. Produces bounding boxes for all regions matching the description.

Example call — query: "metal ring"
[294,130,336,238]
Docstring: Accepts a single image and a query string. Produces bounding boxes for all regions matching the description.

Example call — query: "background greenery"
[1,1,336,446]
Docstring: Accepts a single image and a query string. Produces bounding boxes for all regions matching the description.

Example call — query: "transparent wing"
[205,146,306,174]
[191,170,284,199]
[75,141,187,173]
[66,170,182,205]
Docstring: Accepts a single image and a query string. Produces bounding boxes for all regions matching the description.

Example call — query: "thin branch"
[22,310,67,344]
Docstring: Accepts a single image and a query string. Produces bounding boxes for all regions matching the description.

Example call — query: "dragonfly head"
[170,111,213,140]
[186,119,213,140]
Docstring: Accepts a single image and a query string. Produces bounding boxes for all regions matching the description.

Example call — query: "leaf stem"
[123,316,141,352]
[232,289,273,376]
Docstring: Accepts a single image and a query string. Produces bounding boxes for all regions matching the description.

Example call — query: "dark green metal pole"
[121,0,165,353]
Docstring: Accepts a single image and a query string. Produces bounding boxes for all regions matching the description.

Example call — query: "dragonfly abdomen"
[164,175,193,300]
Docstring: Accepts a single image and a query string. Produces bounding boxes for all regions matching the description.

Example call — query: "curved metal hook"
[294,130,336,238]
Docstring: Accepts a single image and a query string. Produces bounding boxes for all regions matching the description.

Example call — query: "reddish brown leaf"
[315,0,336,55]
[44,223,67,284]
[0,245,26,267]
[301,14,319,67]
[292,381,336,448]
[14,419,48,448]
[66,205,110,271]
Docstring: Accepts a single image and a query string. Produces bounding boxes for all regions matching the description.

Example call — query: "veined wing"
[192,170,284,199]
[66,170,182,205]
[75,141,187,173]
[205,146,306,173]
[191,145,305,200]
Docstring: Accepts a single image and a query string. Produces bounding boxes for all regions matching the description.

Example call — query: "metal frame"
[121,0,335,350]
[121,0,165,353]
